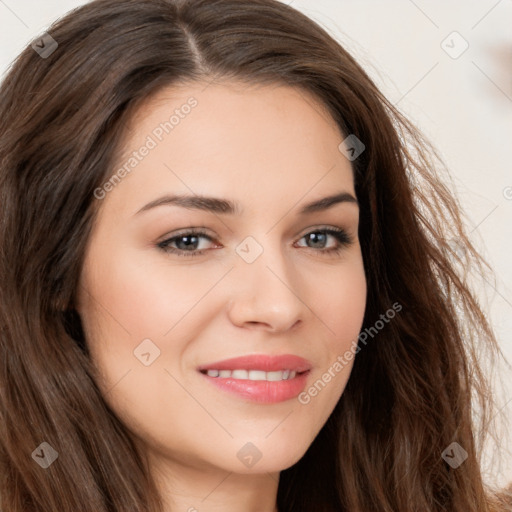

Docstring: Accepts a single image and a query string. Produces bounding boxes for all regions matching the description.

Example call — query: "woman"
[0,0,510,510]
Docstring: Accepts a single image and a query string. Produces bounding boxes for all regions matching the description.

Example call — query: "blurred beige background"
[1,0,510,488]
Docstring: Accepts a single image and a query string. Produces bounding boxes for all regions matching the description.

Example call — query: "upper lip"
[197,354,312,373]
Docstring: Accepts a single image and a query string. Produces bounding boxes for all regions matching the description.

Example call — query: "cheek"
[329,271,367,337]
[77,247,232,410]
[299,255,366,412]
[314,252,367,349]
[79,245,222,340]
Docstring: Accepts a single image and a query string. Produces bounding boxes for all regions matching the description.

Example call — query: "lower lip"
[199,371,310,403]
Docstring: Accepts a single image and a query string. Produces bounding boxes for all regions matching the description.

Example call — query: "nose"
[226,238,306,333]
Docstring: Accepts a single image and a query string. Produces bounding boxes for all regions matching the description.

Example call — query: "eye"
[295,227,353,255]
[157,227,353,258]
[157,229,215,257]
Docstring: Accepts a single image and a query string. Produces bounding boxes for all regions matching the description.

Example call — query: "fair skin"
[77,80,367,512]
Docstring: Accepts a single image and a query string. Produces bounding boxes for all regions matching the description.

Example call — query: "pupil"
[309,233,326,248]
[178,235,198,250]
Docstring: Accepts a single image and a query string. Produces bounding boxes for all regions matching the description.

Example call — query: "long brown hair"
[0,0,510,510]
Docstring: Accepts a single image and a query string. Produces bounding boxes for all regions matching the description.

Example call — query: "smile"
[200,369,299,381]
[197,353,312,403]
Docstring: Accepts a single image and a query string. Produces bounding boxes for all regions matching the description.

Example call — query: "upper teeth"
[205,369,297,381]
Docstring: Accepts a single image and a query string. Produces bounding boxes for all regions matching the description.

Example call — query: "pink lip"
[197,354,312,404]
[197,354,312,373]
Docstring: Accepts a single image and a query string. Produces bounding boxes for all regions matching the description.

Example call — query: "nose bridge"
[227,232,304,330]
[236,232,291,286]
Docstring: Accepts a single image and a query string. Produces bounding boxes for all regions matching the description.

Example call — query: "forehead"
[100,80,354,218]
[127,79,344,154]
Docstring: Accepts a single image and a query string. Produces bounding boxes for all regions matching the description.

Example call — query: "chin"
[218,437,312,474]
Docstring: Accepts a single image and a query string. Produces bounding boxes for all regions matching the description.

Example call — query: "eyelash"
[156,227,353,258]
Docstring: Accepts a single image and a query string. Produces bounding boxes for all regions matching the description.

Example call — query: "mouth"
[199,368,308,381]
[197,354,312,403]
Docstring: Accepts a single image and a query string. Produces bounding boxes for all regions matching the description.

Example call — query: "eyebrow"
[134,191,358,217]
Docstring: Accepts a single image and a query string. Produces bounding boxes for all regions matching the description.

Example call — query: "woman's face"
[77,80,367,477]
